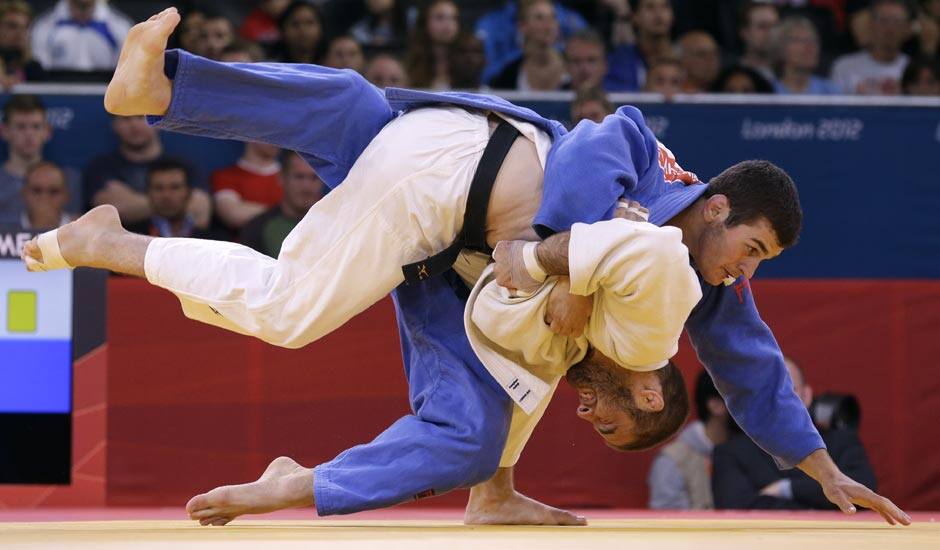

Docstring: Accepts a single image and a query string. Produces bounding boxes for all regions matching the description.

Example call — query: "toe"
[190,507,220,521]
[185,493,211,515]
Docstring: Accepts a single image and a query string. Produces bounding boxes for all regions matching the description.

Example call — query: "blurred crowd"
[6,0,940,96]
[2,0,939,254]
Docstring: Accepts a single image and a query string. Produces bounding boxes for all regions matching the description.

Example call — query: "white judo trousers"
[144,107,493,347]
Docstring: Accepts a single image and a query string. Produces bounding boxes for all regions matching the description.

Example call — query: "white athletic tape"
[522,241,547,283]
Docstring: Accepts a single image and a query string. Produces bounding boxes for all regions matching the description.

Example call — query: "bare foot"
[464,490,587,526]
[186,456,314,526]
[22,205,125,270]
[104,7,179,116]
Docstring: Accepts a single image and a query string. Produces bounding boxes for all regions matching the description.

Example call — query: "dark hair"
[615,361,689,451]
[572,86,614,114]
[871,0,914,20]
[737,0,778,29]
[901,56,940,94]
[406,0,459,88]
[694,370,722,422]
[274,1,325,62]
[146,158,192,188]
[3,94,46,121]
[517,0,554,22]
[704,160,802,249]
[710,65,774,94]
[565,28,606,56]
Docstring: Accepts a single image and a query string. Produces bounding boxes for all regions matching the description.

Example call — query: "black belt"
[402,120,521,284]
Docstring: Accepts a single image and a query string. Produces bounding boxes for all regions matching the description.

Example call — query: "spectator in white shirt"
[830,0,911,95]
[30,0,132,71]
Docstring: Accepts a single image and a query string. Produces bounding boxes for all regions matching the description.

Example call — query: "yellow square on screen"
[8,290,37,333]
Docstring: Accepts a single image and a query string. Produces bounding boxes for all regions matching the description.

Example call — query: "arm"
[533,106,660,238]
[187,189,212,229]
[214,191,267,229]
[647,455,691,509]
[687,282,910,524]
[792,431,878,509]
[465,467,586,526]
[93,180,151,223]
[712,442,799,510]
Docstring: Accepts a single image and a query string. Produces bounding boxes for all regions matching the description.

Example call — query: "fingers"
[853,493,911,526]
[614,200,650,222]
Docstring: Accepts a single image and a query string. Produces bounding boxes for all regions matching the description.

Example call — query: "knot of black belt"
[401,120,521,284]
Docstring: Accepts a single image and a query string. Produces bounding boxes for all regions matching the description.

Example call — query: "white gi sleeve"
[568,219,702,370]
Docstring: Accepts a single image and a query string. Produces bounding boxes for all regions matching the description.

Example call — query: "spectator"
[365,53,409,87]
[240,0,289,49]
[211,142,283,231]
[324,35,365,72]
[19,161,72,231]
[489,0,567,91]
[737,1,779,83]
[902,55,940,94]
[406,0,460,89]
[711,65,774,93]
[647,370,730,510]
[30,0,132,71]
[202,10,237,61]
[177,7,208,57]
[126,159,222,239]
[0,0,43,88]
[0,95,82,226]
[914,0,940,61]
[83,116,211,229]
[476,1,587,83]
[606,0,675,91]
[677,31,721,93]
[220,40,266,63]
[831,0,912,94]
[643,55,684,99]
[448,32,486,89]
[570,86,613,125]
[270,1,325,64]
[349,0,407,54]
[242,151,324,258]
[773,16,841,95]
[565,29,608,91]
[713,357,878,510]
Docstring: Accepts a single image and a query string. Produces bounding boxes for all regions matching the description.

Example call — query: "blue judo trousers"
[151,50,824,516]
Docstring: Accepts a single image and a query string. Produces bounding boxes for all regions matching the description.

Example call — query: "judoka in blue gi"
[22,9,909,527]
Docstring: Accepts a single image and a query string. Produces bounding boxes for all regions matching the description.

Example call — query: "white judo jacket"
[464,219,702,466]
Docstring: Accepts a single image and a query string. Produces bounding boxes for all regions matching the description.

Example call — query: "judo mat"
[1,509,937,549]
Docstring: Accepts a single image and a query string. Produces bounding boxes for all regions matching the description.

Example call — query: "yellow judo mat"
[1,518,938,550]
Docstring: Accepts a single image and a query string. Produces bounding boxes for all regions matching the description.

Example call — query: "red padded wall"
[105,278,940,511]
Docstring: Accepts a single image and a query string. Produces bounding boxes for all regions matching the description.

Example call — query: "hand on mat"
[544,278,593,337]
[493,240,543,294]
[614,199,649,223]
[820,473,911,525]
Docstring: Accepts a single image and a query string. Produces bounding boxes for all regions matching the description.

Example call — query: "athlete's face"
[565,358,662,449]
[694,195,783,286]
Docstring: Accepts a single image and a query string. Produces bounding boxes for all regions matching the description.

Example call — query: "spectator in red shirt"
[211,142,283,231]
[241,0,289,49]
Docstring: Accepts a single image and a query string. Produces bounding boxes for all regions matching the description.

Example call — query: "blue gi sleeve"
[685,277,825,469]
[533,105,661,237]
[148,49,394,189]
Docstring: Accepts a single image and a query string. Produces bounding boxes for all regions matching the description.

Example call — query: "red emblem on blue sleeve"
[734,278,750,304]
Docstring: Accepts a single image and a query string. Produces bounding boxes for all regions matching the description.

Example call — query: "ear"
[703,194,730,224]
[636,388,664,412]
